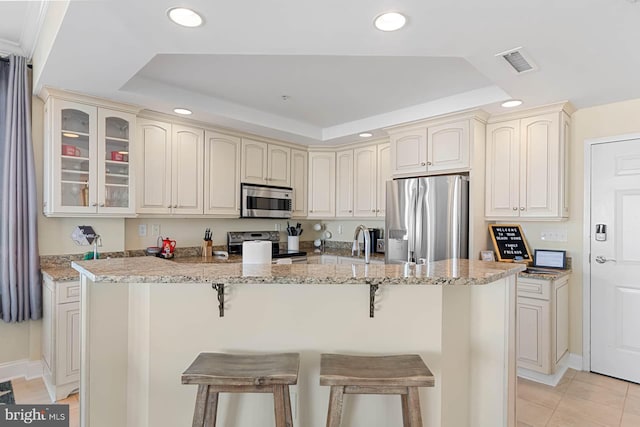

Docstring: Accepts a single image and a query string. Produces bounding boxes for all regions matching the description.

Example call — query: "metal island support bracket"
[212,283,225,317]
[369,283,379,318]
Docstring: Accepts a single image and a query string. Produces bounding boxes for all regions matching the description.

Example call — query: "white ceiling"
[5,0,640,144]
[0,1,46,59]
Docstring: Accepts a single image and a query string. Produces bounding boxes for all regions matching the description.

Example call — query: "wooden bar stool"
[182,352,300,427]
[319,353,434,427]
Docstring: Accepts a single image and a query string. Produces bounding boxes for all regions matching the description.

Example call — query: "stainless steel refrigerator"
[385,174,469,264]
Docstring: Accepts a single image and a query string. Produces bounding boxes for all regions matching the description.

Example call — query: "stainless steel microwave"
[240,183,293,218]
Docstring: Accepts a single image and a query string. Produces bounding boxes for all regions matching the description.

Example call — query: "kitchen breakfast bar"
[71,257,524,427]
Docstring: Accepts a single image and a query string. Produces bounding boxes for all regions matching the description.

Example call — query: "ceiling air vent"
[496,47,538,74]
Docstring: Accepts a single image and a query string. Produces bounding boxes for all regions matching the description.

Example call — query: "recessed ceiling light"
[501,99,523,108]
[62,132,79,138]
[359,132,373,138]
[374,12,407,32]
[173,108,192,115]
[167,7,204,27]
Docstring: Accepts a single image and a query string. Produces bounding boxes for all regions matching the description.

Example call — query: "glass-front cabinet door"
[44,96,137,216]
[97,110,135,214]
[52,100,98,214]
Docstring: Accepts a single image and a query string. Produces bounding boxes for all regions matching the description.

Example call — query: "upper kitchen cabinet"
[136,119,204,215]
[290,149,308,217]
[308,151,336,218]
[387,111,487,178]
[204,131,241,216]
[485,103,573,220]
[241,139,291,187]
[43,93,137,217]
[336,149,354,217]
[335,142,390,219]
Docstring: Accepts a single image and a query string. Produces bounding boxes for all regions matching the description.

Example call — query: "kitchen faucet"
[93,235,102,260]
[352,225,371,264]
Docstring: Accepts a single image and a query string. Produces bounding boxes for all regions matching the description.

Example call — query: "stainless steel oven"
[240,183,293,219]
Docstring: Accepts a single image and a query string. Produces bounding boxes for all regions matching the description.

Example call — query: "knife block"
[201,240,213,258]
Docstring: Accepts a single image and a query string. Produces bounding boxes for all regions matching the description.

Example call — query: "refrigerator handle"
[408,180,420,263]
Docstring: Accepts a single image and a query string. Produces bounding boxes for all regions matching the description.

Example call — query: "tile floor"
[9,369,639,427]
[517,369,640,427]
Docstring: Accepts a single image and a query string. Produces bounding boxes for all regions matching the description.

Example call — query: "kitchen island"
[72,257,524,427]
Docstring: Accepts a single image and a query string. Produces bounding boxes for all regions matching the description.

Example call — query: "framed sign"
[488,224,532,262]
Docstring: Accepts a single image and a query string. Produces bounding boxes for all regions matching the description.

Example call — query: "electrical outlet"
[151,224,161,236]
[275,223,281,232]
[337,225,343,235]
[138,224,147,237]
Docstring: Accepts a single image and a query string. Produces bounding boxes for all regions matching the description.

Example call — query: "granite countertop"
[41,265,80,282]
[517,268,572,280]
[71,257,525,285]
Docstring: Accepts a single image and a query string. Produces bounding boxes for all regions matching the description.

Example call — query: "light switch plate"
[151,224,160,236]
[138,224,147,237]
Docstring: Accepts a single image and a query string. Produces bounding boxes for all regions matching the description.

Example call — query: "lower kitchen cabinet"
[517,274,569,375]
[42,278,80,402]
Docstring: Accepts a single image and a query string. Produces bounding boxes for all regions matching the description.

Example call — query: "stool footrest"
[344,385,409,395]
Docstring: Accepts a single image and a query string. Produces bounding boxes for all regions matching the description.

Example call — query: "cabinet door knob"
[427,161,432,166]
[349,210,353,213]
[376,209,380,213]
[520,207,525,211]
[371,209,375,212]
[92,203,98,207]
[309,210,313,213]
[420,162,426,166]
[512,207,518,211]
[174,204,178,208]
[99,203,105,207]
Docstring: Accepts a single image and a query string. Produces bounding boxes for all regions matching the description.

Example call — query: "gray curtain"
[0,55,41,322]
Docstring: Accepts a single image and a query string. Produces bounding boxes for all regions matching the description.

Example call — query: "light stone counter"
[71,256,524,285]
[74,256,520,427]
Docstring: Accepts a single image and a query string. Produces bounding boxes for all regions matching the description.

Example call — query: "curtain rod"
[0,56,33,69]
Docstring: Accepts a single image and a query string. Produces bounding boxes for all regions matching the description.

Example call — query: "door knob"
[420,162,426,166]
[595,256,616,264]
[512,207,518,211]
[520,207,525,211]
[427,161,432,166]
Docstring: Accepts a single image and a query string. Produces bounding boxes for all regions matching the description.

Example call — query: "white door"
[390,129,428,176]
[376,143,391,217]
[136,119,172,214]
[485,120,520,218]
[290,149,307,217]
[591,138,640,383]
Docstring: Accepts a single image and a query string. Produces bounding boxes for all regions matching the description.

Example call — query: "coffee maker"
[368,228,382,253]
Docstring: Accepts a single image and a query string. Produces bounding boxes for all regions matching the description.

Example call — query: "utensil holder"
[287,236,299,252]
[201,240,213,257]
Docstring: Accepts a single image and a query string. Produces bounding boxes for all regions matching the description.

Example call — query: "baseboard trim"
[517,352,582,387]
[567,353,584,371]
[0,359,43,383]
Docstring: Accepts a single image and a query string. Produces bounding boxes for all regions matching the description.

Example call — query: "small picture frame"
[480,250,496,262]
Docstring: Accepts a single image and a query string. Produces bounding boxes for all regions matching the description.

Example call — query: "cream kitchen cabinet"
[42,278,80,402]
[43,96,137,216]
[136,119,204,215]
[308,151,336,218]
[517,274,570,375]
[388,118,472,177]
[241,139,291,187]
[335,143,390,218]
[336,149,354,217]
[485,104,571,220]
[376,143,392,217]
[290,149,308,217]
[204,131,241,215]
